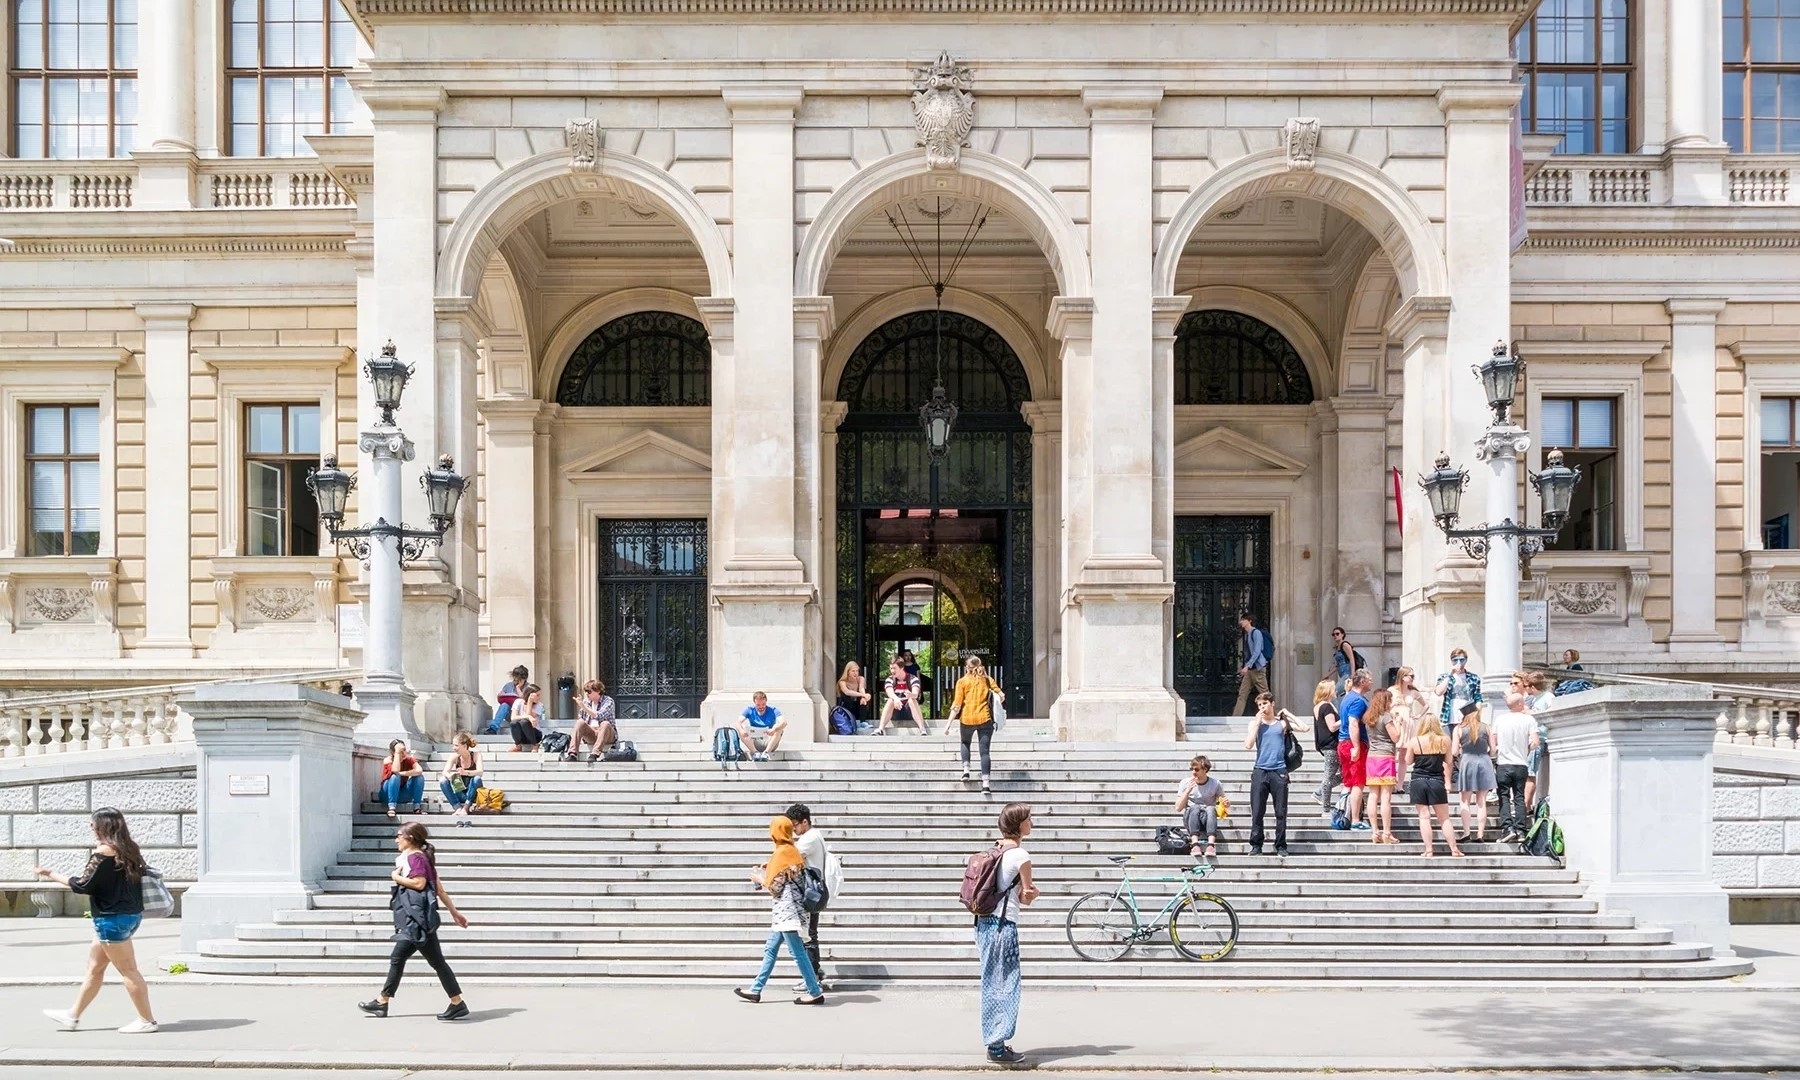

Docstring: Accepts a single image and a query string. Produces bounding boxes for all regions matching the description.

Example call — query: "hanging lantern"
[1419,451,1470,529]
[305,454,356,530]
[421,453,470,532]
[1472,339,1524,425]
[1530,448,1582,532]
[920,383,959,462]
[365,340,414,426]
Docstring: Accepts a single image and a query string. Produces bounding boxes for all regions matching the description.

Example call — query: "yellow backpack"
[472,786,507,813]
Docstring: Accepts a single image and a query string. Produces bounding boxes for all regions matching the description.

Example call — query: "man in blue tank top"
[1242,692,1291,857]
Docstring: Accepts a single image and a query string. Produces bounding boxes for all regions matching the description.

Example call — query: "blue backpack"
[1255,628,1275,667]
[829,706,857,736]
[712,726,743,770]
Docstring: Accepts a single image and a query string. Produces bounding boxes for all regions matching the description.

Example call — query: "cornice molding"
[354,0,1535,14]
[0,237,350,258]
[1520,232,1800,250]
[1517,340,1666,366]
[0,347,132,370]
[198,345,357,372]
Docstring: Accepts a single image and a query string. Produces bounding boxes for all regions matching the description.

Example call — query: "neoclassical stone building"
[1,0,1797,740]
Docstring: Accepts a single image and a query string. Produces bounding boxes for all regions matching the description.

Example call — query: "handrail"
[1526,664,1800,748]
[0,667,360,711]
[1527,664,1800,705]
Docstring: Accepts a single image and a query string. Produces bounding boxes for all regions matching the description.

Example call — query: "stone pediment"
[563,431,712,478]
[1174,428,1307,479]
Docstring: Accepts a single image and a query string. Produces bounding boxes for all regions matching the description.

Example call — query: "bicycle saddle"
[1106,855,1133,865]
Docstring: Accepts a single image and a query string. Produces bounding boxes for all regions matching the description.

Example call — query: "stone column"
[1668,298,1728,644]
[179,683,364,952]
[1151,297,1189,697]
[134,302,196,656]
[1021,401,1064,710]
[697,88,821,738]
[794,297,836,708]
[1325,396,1392,653]
[1438,84,1519,690]
[475,397,542,700]
[819,399,849,684]
[1390,297,1467,671]
[1664,0,1729,204]
[130,0,197,210]
[1541,686,1734,956]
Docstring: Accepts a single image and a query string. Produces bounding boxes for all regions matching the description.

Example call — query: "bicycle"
[1065,855,1239,962]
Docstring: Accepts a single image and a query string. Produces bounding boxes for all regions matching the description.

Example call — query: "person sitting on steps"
[567,679,618,763]
[1174,754,1227,861]
[438,732,483,824]
[737,691,787,762]
[509,684,545,753]
[380,739,425,818]
[876,658,927,735]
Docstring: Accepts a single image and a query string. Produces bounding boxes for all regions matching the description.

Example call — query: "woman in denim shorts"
[33,808,159,1034]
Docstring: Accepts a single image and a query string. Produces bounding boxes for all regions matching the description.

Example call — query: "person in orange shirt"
[948,655,1006,793]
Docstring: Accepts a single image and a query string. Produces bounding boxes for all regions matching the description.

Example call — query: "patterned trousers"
[976,916,1021,1051]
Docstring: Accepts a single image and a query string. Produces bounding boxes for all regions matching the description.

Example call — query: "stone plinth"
[1542,685,1733,955]
[179,684,364,951]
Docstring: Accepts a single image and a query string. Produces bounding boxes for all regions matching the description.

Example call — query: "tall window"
[1724,0,1800,153]
[1542,397,1619,552]
[226,0,358,157]
[26,404,100,556]
[1515,0,1632,154]
[1761,396,1800,549]
[245,403,321,556]
[10,0,138,158]
[1172,310,1314,406]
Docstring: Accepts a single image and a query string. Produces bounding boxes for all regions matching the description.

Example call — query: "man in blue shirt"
[736,691,788,761]
[1232,613,1271,717]
[1337,670,1373,831]
[1241,692,1291,856]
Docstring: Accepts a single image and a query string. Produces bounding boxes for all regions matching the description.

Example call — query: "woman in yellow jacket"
[949,656,1006,793]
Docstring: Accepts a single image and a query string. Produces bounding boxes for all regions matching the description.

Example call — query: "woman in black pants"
[360,823,471,1020]
[509,683,545,752]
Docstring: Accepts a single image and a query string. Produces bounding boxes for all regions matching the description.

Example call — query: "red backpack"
[959,844,1016,917]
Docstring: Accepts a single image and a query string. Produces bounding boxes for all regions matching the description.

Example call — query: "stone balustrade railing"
[1534,666,1800,748]
[0,668,358,759]
[1524,155,1800,207]
[0,159,353,212]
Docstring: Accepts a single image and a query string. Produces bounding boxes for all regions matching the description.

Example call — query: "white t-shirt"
[1494,710,1536,767]
[795,826,826,870]
[995,845,1031,923]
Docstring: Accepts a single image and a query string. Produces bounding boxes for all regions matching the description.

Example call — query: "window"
[10,0,138,159]
[555,311,713,407]
[226,0,358,157]
[25,404,100,555]
[244,403,321,556]
[1542,397,1619,551]
[1761,396,1800,549]
[1514,0,1631,154]
[1173,310,1314,406]
[1724,0,1800,153]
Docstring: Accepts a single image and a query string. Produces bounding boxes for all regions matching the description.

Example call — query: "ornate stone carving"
[912,52,975,170]
[1474,425,1532,462]
[1549,580,1619,617]
[245,587,315,622]
[1767,580,1800,615]
[214,575,238,632]
[1283,117,1321,171]
[0,575,13,631]
[24,587,93,623]
[565,117,601,172]
[90,573,115,631]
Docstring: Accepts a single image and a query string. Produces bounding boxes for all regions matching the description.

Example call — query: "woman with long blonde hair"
[949,655,1006,793]
[1310,678,1342,810]
[1363,688,1401,843]
[1391,667,1429,737]
[1402,715,1464,857]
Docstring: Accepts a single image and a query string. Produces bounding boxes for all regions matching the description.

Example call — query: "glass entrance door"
[863,510,1004,719]
[1173,515,1272,716]
[598,519,708,719]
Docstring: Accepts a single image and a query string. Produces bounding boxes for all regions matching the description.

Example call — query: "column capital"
[694,296,736,339]
[1047,296,1095,341]
[1666,297,1729,323]
[435,295,493,340]
[1325,395,1396,428]
[356,82,448,123]
[821,399,849,432]
[1019,400,1062,434]
[475,397,545,436]
[794,296,836,340]
[1384,294,1451,348]
[133,302,196,329]
[722,85,804,121]
[1474,424,1531,462]
[1437,83,1521,123]
[1151,295,1193,337]
[1082,85,1164,122]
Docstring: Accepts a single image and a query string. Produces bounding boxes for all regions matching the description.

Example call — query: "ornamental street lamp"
[306,341,470,740]
[1419,340,1580,698]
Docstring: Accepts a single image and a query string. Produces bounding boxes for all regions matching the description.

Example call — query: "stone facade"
[0,1,1798,738]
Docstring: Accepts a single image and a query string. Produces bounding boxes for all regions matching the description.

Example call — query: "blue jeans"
[439,775,483,809]
[382,774,424,809]
[749,930,821,995]
[976,916,1021,1051]
[93,913,141,943]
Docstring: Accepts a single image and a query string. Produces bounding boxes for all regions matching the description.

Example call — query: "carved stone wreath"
[1549,580,1619,617]
[245,587,315,622]
[1767,580,1800,615]
[23,587,93,623]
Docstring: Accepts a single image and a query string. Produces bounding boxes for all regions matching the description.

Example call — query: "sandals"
[1203,844,1218,859]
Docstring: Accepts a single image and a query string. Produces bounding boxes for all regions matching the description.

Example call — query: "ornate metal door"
[1173,515,1272,716]
[598,519,707,720]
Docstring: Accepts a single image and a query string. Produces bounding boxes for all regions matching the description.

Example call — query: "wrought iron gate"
[1173,515,1272,716]
[598,519,708,720]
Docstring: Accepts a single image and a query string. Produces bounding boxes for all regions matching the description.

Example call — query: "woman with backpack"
[974,802,1037,1065]
[949,655,1005,793]
[734,815,825,1005]
[35,808,160,1033]
[359,822,471,1021]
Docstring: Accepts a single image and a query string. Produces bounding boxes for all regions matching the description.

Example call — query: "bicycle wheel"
[1066,891,1138,962]
[1169,893,1239,961]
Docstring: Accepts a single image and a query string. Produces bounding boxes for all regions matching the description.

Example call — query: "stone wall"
[0,747,198,916]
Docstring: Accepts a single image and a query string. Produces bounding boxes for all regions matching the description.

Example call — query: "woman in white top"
[977,803,1038,1065]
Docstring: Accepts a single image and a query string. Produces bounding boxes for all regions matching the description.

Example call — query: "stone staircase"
[185,718,1752,983]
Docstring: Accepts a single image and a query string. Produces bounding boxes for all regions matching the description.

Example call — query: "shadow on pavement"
[1025,1043,1131,1065]
[156,1018,256,1033]
[458,1007,526,1023]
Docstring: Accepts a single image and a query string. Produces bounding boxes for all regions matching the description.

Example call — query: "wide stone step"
[332,849,1565,872]
[311,878,1591,900]
[340,839,1533,861]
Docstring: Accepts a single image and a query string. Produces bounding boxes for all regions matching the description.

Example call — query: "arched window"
[1173,310,1314,406]
[555,311,710,407]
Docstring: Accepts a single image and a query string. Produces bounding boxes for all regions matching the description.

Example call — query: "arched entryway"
[834,310,1033,719]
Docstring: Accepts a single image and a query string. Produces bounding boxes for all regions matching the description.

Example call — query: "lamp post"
[306,342,469,740]
[1419,341,1581,698]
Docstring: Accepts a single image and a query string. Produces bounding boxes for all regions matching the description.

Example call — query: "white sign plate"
[337,603,365,650]
[227,774,270,797]
[1521,599,1549,644]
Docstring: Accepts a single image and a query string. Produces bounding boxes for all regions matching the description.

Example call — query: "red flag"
[1392,467,1404,535]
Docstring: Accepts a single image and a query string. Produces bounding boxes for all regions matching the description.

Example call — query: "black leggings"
[382,933,461,998]
[960,721,994,777]
[511,720,542,748]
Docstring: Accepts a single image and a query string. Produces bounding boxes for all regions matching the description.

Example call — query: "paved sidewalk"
[1,920,1797,1072]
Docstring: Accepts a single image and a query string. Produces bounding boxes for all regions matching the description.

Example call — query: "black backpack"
[800,865,831,912]
[541,731,571,755]
[600,741,637,762]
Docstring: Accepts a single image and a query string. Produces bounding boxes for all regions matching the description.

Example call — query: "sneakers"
[117,1019,159,1034]
[751,752,770,762]
[1351,822,1373,831]
[358,999,388,1017]
[988,1045,1025,1064]
[961,768,971,782]
[1275,846,1291,858]
[43,1009,78,1031]
[1247,846,1264,856]
[981,778,992,794]
[437,1001,470,1022]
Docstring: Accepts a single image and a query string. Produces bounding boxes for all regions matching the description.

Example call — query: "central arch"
[833,309,1036,720]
